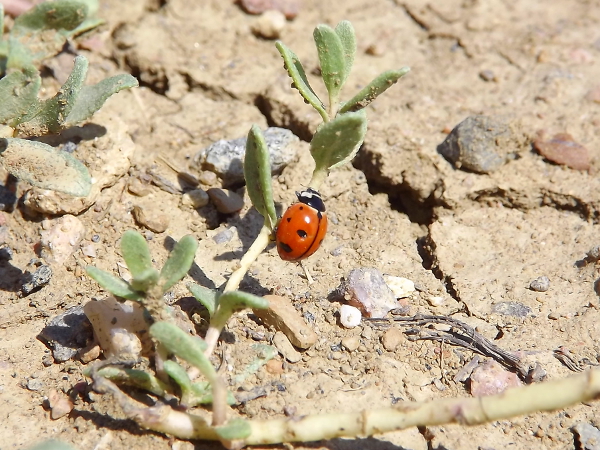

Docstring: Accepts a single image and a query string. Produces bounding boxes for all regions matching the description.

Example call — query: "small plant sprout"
[86,230,270,446]
[0,1,138,197]
[223,21,409,290]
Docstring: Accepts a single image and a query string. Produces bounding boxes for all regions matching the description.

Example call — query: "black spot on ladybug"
[286,217,291,222]
[297,229,307,238]
[279,242,293,253]
[299,206,304,210]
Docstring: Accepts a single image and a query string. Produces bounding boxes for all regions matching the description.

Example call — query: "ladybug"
[276,188,328,261]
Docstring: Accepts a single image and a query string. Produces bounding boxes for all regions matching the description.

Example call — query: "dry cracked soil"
[1,1,600,450]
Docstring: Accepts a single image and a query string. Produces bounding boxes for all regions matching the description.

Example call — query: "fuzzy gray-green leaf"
[275,41,327,121]
[244,125,276,230]
[188,283,218,317]
[335,21,356,87]
[12,0,87,35]
[64,73,138,128]
[95,366,168,397]
[86,266,143,301]
[0,138,91,196]
[339,67,410,114]
[211,292,269,329]
[17,56,88,134]
[120,230,153,279]
[149,322,216,382]
[310,110,367,173]
[313,24,346,104]
[163,360,193,396]
[159,235,198,292]
[0,68,41,126]
[214,418,252,440]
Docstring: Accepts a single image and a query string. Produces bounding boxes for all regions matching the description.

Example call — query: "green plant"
[86,230,270,445]
[0,0,138,197]
[85,22,600,449]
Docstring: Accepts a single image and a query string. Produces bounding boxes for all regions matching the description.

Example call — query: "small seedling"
[0,0,138,197]
[86,230,269,445]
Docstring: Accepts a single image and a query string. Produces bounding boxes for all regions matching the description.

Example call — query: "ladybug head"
[296,188,326,212]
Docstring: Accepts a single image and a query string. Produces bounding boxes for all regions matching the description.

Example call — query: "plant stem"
[203,225,273,357]
[101,368,600,448]
[308,169,328,192]
[224,225,273,293]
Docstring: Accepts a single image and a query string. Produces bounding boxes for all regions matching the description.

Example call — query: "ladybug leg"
[299,260,314,284]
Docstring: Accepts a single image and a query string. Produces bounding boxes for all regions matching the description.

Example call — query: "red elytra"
[276,188,328,261]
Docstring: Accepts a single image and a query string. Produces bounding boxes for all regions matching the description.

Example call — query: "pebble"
[83,297,152,357]
[529,276,550,292]
[198,171,218,186]
[491,301,532,317]
[265,359,284,375]
[572,423,600,450]
[427,295,445,307]
[337,268,398,318]
[48,389,74,419]
[127,177,152,196]
[194,127,298,187]
[21,265,52,296]
[381,327,404,352]
[437,115,518,173]
[469,360,522,396]
[273,331,301,363]
[182,189,210,209]
[132,205,169,233]
[39,215,85,264]
[212,227,236,244]
[479,70,496,82]
[0,184,16,211]
[253,295,317,348]
[384,275,415,298]
[251,10,286,39]
[81,244,97,258]
[533,133,590,171]
[339,304,362,328]
[27,378,44,391]
[39,305,93,362]
[207,188,244,214]
[238,0,300,19]
[341,336,360,352]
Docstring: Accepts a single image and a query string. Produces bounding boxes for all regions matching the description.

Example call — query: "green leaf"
[211,291,269,329]
[244,125,277,230]
[339,67,410,114]
[95,366,169,397]
[26,440,79,450]
[275,41,327,122]
[0,138,91,196]
[0,68,41,126]
[64,73,138,128]
[188,283,218,317]
[149,322,216,382]
[12,1,88,35]
[335,21,356,87]
[120,230,154,278]
[18,56,88,134]
[163,360,193,399]
[159,235,198,292]
[214,418,252,440]
[313,24,346,105]
[310,110,367,173]
[129,267,160,293]
[86,266,143,301]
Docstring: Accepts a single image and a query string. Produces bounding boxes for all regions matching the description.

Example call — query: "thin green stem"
[308,168,328,192]
[203,225,273,357]
[223,225,273,293]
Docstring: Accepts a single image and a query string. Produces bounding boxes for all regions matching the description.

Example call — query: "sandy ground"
[1,0,600,449]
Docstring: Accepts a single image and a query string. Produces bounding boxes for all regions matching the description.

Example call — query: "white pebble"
[384,275,415,298]
[340,305,362,328]
[427,295,445,307]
